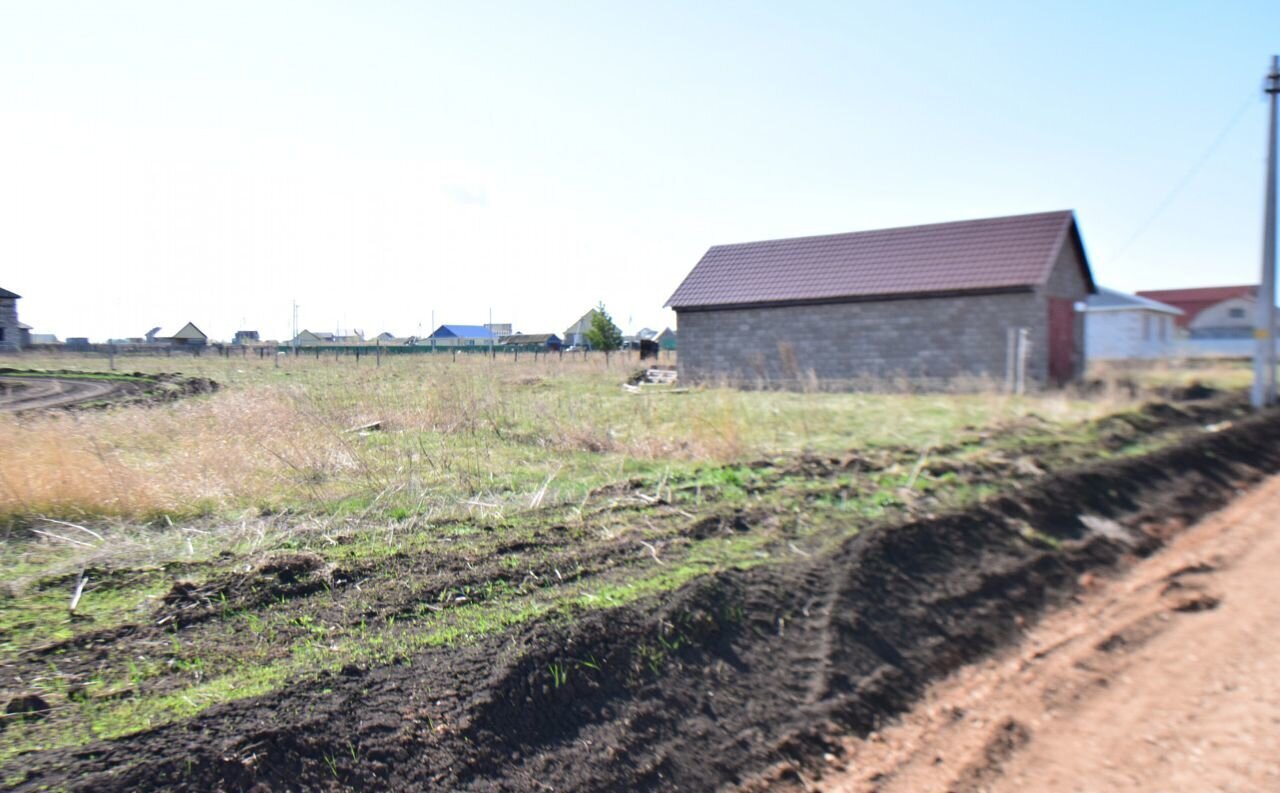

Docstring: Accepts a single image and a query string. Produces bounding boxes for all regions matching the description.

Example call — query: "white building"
[1084,288,1183,361]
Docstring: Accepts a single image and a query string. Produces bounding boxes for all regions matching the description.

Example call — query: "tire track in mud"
[0,377,121,412]
[7,405,1280,793]
[780,473,1280,793]
[0,371,219,414]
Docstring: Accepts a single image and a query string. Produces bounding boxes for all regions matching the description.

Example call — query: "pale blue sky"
[1,1,1277,340]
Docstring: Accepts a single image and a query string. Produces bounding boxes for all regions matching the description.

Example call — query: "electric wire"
[1108,94,1260,265]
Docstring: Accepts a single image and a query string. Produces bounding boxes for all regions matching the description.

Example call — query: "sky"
[1,1,1278,341]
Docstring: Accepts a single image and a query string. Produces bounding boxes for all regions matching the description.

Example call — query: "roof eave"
[1084,304,1183,315]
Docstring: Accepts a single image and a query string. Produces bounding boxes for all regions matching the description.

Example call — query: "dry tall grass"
[0,352,1159,530]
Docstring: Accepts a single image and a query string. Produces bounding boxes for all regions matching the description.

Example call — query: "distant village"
[1,210,1275,385]
[0,296,676,356]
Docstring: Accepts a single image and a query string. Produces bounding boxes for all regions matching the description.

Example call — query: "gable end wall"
[0,297,19,352]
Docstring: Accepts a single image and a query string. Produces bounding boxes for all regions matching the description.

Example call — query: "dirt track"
[0,371,218,412]
[0,376,125,411]
[764,474,1280,792]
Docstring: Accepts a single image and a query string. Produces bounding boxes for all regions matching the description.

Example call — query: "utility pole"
[1253,55,1280,409]
[291,300,299,357]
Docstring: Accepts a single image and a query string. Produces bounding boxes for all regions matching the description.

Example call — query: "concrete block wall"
[677,290,1044,386]
[0,297,19,352]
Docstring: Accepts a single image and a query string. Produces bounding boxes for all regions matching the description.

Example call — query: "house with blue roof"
[428,324,497,347]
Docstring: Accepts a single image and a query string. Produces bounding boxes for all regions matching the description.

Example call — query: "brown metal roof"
[666,210,1090,309]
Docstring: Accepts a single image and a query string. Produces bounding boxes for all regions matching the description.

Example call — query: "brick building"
[666,211,1095,387]
[0,287,21,352]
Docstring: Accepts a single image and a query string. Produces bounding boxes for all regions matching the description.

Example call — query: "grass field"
[0,352,1132,531]
[0,351,1249,778]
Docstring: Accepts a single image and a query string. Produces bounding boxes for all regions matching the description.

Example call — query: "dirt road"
[0,376,123,411]
[769,474,1280,792]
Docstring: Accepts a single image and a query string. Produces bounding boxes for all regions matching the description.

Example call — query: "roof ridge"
[1136,284,1257,295]
[704,210,1075,252]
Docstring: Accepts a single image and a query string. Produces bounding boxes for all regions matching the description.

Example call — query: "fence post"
[1005,327,1016,394]
[1015,328,1030,395]
[376,341,382,368]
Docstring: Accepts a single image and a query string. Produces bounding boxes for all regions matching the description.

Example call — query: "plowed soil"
[754,466,1280,793]
[5,402,1280,792]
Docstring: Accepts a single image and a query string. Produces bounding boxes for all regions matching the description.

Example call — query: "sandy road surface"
[766,474,1280,793]
[0,376,123,412]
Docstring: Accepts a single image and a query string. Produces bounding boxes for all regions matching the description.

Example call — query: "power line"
[1108,94,1259,265]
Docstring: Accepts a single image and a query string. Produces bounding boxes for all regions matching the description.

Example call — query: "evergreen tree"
[585,303,623,352]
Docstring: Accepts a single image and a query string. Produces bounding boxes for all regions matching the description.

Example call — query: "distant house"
[232,330,260,345]
[293,330,336,346]
[500,333,562,351]
[373,332,397,342]
[666,210,1095,386]
[144,327,162,344]
[1134,285,1267,339]
[428,324,496,347]
[1083,288,1182,360]
[1134,284,1280,358]
[16,323,32,349]
[0,287,21,352]
[623,327,660,350]
[29,333,59,345]
[563,309,600,348]
[656,327,677,351]
[484,323,513,338]
[164,322,209,347]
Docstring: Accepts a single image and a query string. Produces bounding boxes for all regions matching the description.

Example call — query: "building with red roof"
[1134,285,1258,336]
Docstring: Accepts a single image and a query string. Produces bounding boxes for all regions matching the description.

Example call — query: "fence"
[15,342,677,368]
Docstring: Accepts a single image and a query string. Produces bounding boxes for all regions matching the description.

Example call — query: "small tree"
[585,302,624,362]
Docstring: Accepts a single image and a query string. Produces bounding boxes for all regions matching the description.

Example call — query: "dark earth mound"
[8,404,1280,792]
